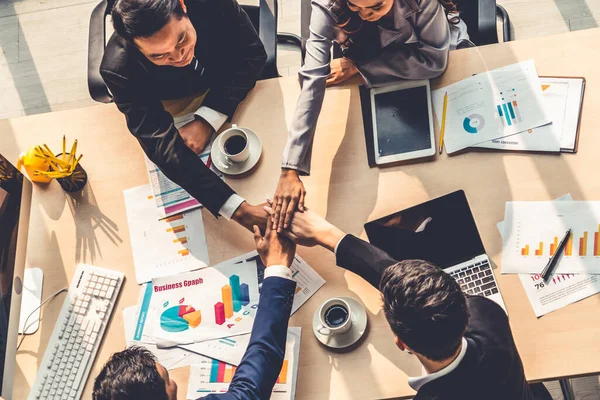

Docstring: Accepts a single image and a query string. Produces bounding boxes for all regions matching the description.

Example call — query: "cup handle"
[317,325,331,336]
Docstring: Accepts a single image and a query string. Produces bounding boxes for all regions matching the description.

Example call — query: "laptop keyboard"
[449,261,499,297]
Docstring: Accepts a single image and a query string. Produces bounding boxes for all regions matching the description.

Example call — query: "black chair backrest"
[455,0,498,46]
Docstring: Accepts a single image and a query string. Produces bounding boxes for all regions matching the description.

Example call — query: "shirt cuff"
[218,194,245,220]
[264,265,293,281]
[333,234,349,255]
[195,106,228,133]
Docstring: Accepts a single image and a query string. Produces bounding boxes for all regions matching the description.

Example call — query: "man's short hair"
[380,260,470,361]
[112,0,187,42]
[93,346,169,400]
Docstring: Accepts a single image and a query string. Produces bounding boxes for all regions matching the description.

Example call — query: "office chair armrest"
[88,0,112,103]
[496,5,512,42]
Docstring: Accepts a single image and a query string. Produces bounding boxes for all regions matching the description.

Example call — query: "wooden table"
[4,27,600,400]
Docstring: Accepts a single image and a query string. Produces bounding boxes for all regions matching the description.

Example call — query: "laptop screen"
[364,190,486,269]
[0,153,23,392]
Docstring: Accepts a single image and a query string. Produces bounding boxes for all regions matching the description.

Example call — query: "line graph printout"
[502,201,600,274]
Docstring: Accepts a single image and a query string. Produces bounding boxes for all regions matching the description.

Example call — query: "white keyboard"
[28,264,124,400]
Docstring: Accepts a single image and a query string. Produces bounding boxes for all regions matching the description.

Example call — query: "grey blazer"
[282,0,470,175]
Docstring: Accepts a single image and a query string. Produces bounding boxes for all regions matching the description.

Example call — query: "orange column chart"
[550,236,559,256]
[565,232,573,256]
[535,242,544,256]
[222,285,234,319]
[579,232,588,256]
[521,245,530,256]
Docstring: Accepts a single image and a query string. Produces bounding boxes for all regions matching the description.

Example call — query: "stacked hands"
[252,196,347,268]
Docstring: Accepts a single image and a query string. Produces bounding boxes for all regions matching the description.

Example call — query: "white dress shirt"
[407,337,469,391]
[264,265,293,281]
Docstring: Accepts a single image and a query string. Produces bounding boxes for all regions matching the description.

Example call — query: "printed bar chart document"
[186,327,301,400]
[432,60,551,154]
[145,140,224,219]
[133,262,260,345]
[124,185,210,284]
[502,201,600,274]
[498,195,600,317]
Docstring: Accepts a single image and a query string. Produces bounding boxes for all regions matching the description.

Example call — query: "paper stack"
[433,60,585,154]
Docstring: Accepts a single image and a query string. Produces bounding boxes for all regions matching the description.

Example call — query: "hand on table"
[178,117,214,154]
[326,58,359,87]
[264,204,345,252]
[272,169,306,232]
[253,214,296,268]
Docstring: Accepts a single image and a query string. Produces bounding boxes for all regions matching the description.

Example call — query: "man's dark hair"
[93,346,169,400]
[380,260,470,361]
[112,0,187,42]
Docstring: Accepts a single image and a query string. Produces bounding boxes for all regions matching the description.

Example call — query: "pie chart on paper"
[462,114,486,134]
[160,305,202,332]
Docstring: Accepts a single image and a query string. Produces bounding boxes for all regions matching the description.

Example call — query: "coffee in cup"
[217,124,250,164]
[317,298,352,336]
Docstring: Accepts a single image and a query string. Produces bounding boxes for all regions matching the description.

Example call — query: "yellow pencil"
[439,92,448,154]
[72,154,83,170]
[68,139,77,166]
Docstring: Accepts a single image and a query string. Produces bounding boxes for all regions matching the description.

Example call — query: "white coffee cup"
[218,124,250,165]
[317,298,352,336]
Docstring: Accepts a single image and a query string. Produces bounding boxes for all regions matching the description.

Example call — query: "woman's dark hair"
[380,260,470,361]
[93,346,169,400]
[329,0,460,59]
[112,0,187,42]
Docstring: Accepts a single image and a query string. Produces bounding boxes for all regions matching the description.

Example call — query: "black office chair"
[458,0,512,45]
[87,0,291,103]
[299,0,512,64]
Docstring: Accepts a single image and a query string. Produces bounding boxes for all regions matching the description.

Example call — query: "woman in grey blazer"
[271,0,471,232]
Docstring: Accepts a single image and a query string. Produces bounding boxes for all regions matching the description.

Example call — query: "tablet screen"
[374,85,432,156]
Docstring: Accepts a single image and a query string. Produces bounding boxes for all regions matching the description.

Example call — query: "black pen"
[541,228,572,283]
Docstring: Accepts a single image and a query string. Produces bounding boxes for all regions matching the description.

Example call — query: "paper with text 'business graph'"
[124,184,210,284]
[432,60,551,154]
[502,201,600,275]
[177,251,324,365]
[186,327,301,400]
[134,261,260,345]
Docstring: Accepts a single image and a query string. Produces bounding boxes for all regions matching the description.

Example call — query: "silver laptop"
[364,190,507,312]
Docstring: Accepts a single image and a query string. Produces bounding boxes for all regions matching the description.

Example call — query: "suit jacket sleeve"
[281,2,336,175]
[336,234,398,288]
[204,277,296,400]
[201,0,267,118]
[100,69,236,217]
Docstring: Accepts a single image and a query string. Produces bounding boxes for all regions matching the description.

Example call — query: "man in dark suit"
[101,0,268,228]
[93,221,297,399]
[275,208,552,400]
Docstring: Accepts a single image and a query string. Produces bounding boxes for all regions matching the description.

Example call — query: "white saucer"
[211,127,262,175]
[312,297,368,349]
